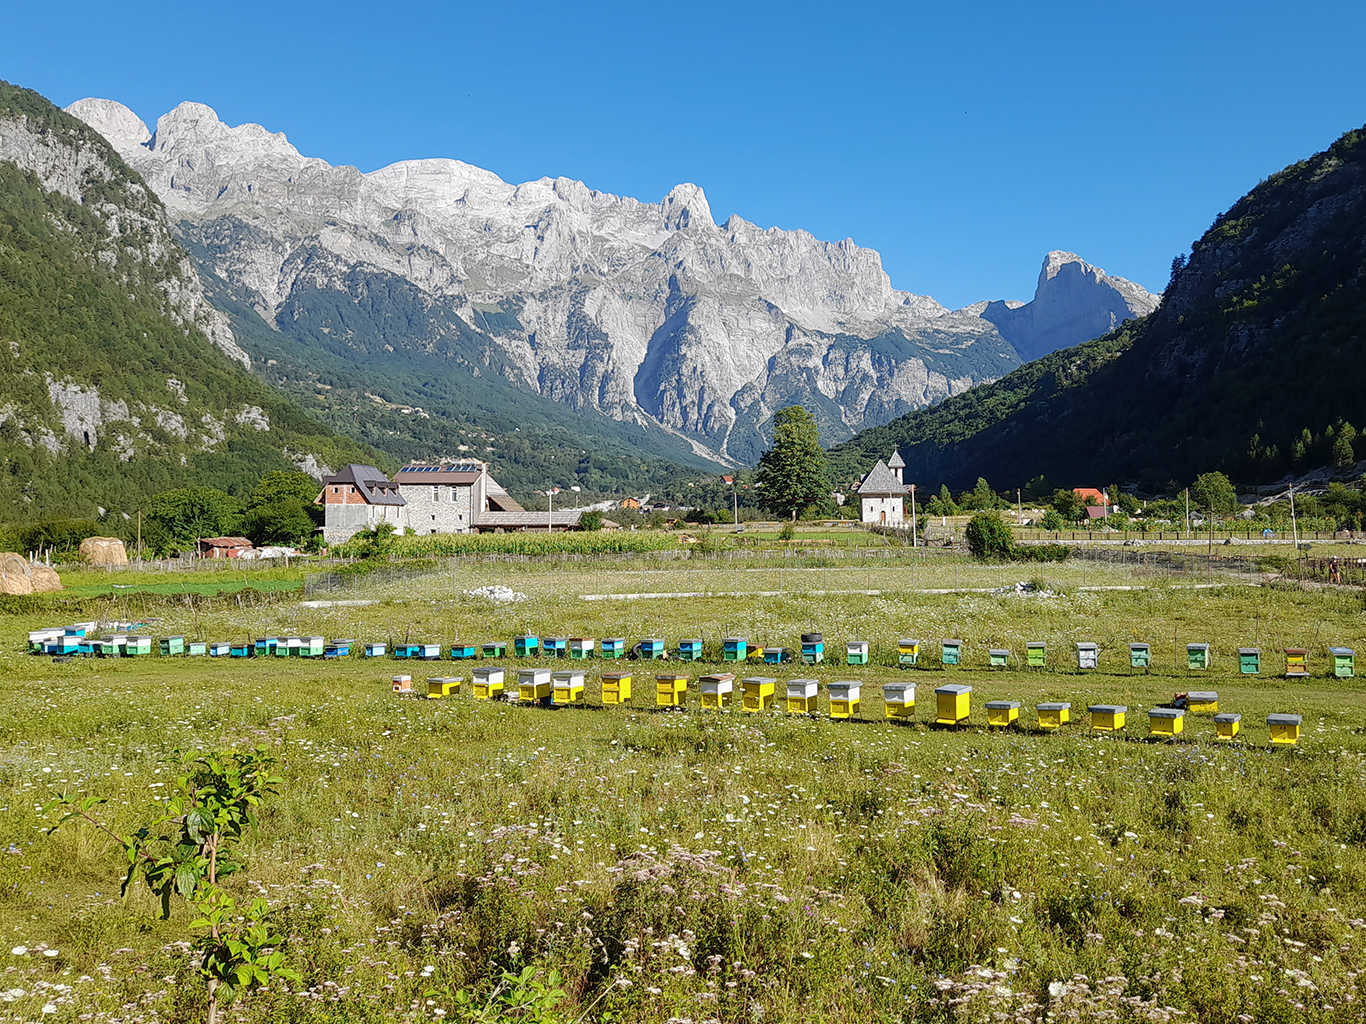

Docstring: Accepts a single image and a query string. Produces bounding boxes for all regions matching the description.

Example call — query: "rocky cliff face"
[68,98,1154,463]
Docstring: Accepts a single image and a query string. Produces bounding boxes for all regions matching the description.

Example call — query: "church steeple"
[887,450,905,484]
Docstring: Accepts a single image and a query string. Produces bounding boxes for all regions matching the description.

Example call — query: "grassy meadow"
[2,549,1366,1022]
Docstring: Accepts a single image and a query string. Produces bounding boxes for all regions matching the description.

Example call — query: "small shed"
[1088,704,1127,732]
[741,676,777,712]
[1037,701,1071,730]
[1267,712,1302,745]
[472,666,506,699]
[986,700,1020,728]
[197,537,254,560]
[1239,648,1261,674]
[883,681,915,719]
[786,678,819,714]
[846,640,869,665]
[829,681,861,719]
[1149,707,1185,738]
[699,672,735,708]
[601,671,633,704]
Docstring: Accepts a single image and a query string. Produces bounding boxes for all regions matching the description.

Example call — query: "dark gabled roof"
[321,464,406,506]
[394,464,485,485]
[855,460,908,497]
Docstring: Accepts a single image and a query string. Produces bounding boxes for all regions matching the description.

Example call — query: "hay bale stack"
[0,553,63,594]
[29,564,62,592]
[80,536,128,566]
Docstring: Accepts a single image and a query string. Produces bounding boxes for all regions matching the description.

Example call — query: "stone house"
[317,464,408,545]
[393,462,527,534]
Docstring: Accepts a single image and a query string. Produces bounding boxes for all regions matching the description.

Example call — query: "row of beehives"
[387,670,1306,745]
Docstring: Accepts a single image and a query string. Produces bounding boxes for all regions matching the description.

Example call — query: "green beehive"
[1331,647,1355,678]
[159,636,185,656]
[1186,643,1211,670]
[1129,643,1150,669]
[1238,648,1261,674]
[941,640,962,666]
[1026,642,1046,668]
[988,648,1009,668]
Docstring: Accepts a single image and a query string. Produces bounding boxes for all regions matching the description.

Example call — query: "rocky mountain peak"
[65,97,150,150]
[661,183,713,231]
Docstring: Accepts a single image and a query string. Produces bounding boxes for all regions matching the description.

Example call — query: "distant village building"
[1074,487,1112,518]
[854,451,910,525]
[393,463,525,535]
[317,464,409,545]
[197,537,254,559]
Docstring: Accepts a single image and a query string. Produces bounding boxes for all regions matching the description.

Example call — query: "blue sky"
[6,0,1364,307]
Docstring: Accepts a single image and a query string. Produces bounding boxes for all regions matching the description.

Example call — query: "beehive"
[1149,707,1185,738]
[518,668,552,703]
[699,673,735,708]
[722,637,749,662]
[1214,712,1242,741]
[392,674,413,693]
[883,682,916,719]
[846,640,869,665]
[27,629,58,653]
[1238,648,1261,674]
[741,676,777,712]
[828,681,861,719]
[73,637,96,656]
[986,700,1020,727]
[514,635,540,657]
[426,676,461,699]
[1027,641,1047,668]
[126,635,153,656]
[898,639,921,667]
[1284,648,1309,678]
[1088,704,1126,732]
[98,635,127,657]
[326,639,354,658]
[449,642,478,660]
[1076,642,1099,670]
[483,642,508,659]
[1267,712,1302,745]
[229,641,252,658]
[364,641,387,658]
[989,648,1010,668]
[552,669,587,704]
[655,672,688,707]
[160,636,186,656]
[639,638,666,660]
[786,678,819,714]
[1129,643,1150,669]
[472,666,506,700]
[282,637,302,657]
[393,643,422,659]
[1331,647,1355,678]
[763,647,788,665]
[544,637,569,658]
[256,637,280,657]
[1187,691,1218,714]
[1037,702,1071,730]
[300,636,326,658]
[935,684,971,725]
[941,640,963,666]
[187,641,208,657]
[208,642,231,657]
[569,637,596,660]
[419,643,443,661]
[600,638,626,660]
[601,671,633,704]
[677,639,703,661]
[1186,643,1211,670]
[800,634,824,665]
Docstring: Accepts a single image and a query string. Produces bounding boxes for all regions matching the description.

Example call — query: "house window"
[332,487,338,494]
[450,487,458,502]
[433,486,440,501]
[431,514,437,521]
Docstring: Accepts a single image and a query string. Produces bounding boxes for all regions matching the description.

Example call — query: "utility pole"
[1290,484,1299,550]
[910,483,918,548]
[137,509,142,564]
[732,479,738,531]
[1184,489,1191,540]
[547,486,553,533]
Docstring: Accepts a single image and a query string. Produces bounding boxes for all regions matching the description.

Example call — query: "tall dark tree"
[755,406,830,521]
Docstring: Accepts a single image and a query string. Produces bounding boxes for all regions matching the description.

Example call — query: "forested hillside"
[830,124,1366,493]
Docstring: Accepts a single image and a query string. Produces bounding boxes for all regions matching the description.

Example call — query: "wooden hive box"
[600,638,625,660]
[300,636,326,658]
[187,641,208,657]
[392,642,421,660]
[935,683,971,725]
[482,641,508,659]
[97,635,125,657]
[543,636,569,658]
[1284,648,1309,678]
[517,667,552,703]
[229,641,252,658]
[255,637,279,657]
[1075,642,1099,670]
[1149,707,1185,738]
[126,636,153,656]
[898,639,921,667]
[941,640,963,666]
[986,700,1020,727]
[281,637,302,657]
[882,681,916,719]
[514,635,540,657]
[1331,647,1355,678]
[762,646,788,665]
[699,673,734,708]
[449,642,478,660]
[426,676,461,699]
[722,637,749,662]
[1186,643,1211,670]
[1088,704,1127,732]
[1239,648,1261,674]
[569,637,596,660]
[655,671,688,707]
[552,669,587,704]
[1187,691,1218,714]
[159,636,186,656]
[677,638,704,661]
[989,648,1010,668]
[472,666,506,699]
[391,674,412,693]
[1026,641,1047,668]
[828,681,861,719]
[1129,643,1151,669]
[364,641,387,657]
[639,638,666,660]
[601,671,633,704]
[741,676,777,712]
[786,678,819,714]
[1214,712,1241,741]
[1037,701,1071,730]
[1267,712,1302,745]
[326,638,355,658]
[419,643,443,661]
[208,642,231,657]
[846,640,869,665]
[800,633,824,665]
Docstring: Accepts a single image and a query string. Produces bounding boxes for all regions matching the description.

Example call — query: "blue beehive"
[638,638,666,660]
[678,638,704,661]
[255,637,279,657]
[449,641,478,660]
[763,646,789,665]
[325,638,354,658]
[723,637,749,662]
[600,638,626,659]
[364,641,387,658]
[544,636,569,658]
[209,642,231,657]
[393,643,422,659]
[801,633,824,665]
[229,641,253,658]
[514,635,541,657]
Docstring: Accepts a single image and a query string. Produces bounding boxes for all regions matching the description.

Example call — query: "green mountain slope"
[830,124,1366,492]
[0,80,377,520]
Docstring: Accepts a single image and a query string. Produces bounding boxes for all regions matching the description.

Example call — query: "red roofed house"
[1074,488,1112,518]
[197,537,254,559]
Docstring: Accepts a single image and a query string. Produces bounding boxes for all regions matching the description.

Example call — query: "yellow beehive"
[786,678,819,714]
[1214,712,1241,741]
[935,684,971,725]
[882,681,915,719]
[1284,648,1309,678]
[601,671,633,704]
[1187,691,1218,714]
[426,676,461,699]
[828,681,861,719]
[518,668,552,703]
[1149,707,1185,738]
[1088,704,1127,733]
[472,666,505,700]
[1267,713,1302,745]
[656,672,689,708]
[1037,702,1071,730]
[552,669,586,704]
[986,700,1020,727]
[391,674,412,693]
[741,676,777,712]
[699,673,735,708]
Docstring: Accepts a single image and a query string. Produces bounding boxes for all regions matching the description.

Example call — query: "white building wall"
[399,483,476,534]
[860,496,904,525]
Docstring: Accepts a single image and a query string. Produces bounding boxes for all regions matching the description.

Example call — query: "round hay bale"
[0,553,32,595]
[80,536,128,566]
[28,564,62,593]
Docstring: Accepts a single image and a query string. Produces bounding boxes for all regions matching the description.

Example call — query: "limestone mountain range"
[67,97,1159,464]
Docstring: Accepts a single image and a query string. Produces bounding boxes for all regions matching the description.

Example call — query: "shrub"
[965,512,1014,561]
